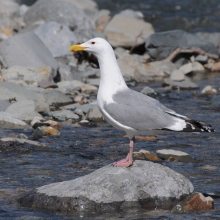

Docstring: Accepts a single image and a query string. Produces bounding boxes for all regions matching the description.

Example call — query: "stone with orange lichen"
[167,157,178,162]
[123,135,156,141]
[186,193,214,211]
[1,28,13,37]
[139,149,161,161]
[41,126,60,136]
[133,152,145,160]
[45,120,62,130]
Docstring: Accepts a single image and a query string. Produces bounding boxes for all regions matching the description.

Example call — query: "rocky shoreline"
[0,0,219,218]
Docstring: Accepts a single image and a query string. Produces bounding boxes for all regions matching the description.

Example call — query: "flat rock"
[156,149,194,162]
[5,100,42,123]
[0,82,49,112]
[195,32,220,47]
[104,14,154,47]
[0,112,30,129]
[0,32,59,72]
[1,137,46,147]
[145,30,218,60]
[163,78,199,90]
[170,69,185,81]
[87,106,103,122]
[2,66,54,87]
[51,110,80,121]
[76,104,95,114]
[34,22,78,57]
[17,161,194,213]
[42,90,72,106]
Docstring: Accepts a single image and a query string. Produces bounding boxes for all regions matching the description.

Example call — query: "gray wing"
[103,89,184,131]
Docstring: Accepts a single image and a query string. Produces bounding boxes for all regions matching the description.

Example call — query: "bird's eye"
[91,42,95,44]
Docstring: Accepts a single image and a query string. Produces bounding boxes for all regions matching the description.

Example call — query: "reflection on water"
[0,73,220,219]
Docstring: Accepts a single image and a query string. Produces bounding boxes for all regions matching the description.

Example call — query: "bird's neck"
[97,50,127,94]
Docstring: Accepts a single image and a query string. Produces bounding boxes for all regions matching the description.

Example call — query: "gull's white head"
[69,38,114,57]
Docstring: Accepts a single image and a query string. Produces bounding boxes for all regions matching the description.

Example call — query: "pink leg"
[112,137,135,167]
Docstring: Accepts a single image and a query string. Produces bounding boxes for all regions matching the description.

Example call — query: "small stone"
[171,204,185,214]
[186,193,214,211]
[195,55,208,63]
[74,95,87,104]
[156,149,194,162]
[51,110,80,122]
[204,62,220,71]
[87,106,103,122]
[201,85,217,94]
[33,127,47,139]
[30,116,44,127]
[170,69,185,81]
[140,86,160,98]
[41,126,60,136]
[17,134,28,140]
[74,108,84,117]
[78,119,89,126]
[167,157,178,162]
[133,152,145,160]
[139,150,160,161]
[44,120,62,130]
[192,61,205,72]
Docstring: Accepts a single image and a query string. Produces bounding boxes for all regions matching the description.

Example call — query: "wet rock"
[34,22,78,57]
[45,120,62,130]
[41,126,60,136]
[163,78,199,90]
[119,9,144,20]
[145,30,218,60]
[2,66,54,87]
[5,100,42,124]
[156,149,194,162]
[170,69,185,81]
[30,116,44,127]
[32,122,50,130]
[0,137,46,147]
[0,100,11,111]
[104,14,154,47]
[184,193,214,211]
[140,86,160,99]
[51,110,80,122]
[167,157,178,162]
[171,204,185,214]
[24,0,92,29]
[17,133,28,140]
[87,106,103,122]
[78,119,90,126]
[33,127,48,140]
[200,165,217,171]
[0,112,30,129]
[0,32,59,72]
[201,85,217,94]
[17,161,194,213]
[191,61,205,72]
[195,32,220,48]
[42,90,72,106]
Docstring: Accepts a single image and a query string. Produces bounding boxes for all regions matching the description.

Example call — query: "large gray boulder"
[145,30,219,60]
[0,32,59,72]
[104,14,154,47]
[24,0,94,30]
[18,161,194,213]
[0,82,49,112]
[34,22,78,57]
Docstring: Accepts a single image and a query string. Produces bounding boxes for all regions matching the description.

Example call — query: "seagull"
[69,38,214,167]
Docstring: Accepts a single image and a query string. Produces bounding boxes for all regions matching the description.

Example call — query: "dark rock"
[156,149,194,162]
[34,21,78,57]
[0,32,59,72]
[145,30,219,60]
[32,123,50,130]
[171,204,185,214]
[33,127,48,140]
[17,161,194,214]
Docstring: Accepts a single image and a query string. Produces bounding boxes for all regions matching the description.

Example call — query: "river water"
[19,0,220,32]
[0,72,220,219]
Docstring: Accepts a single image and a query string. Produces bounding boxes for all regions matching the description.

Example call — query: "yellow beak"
[69,44,87,52]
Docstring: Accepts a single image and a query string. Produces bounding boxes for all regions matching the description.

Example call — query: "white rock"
[179,63,193,75]
[170,69,185,81]
[201,85,217,94]
[192,61,205,72]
